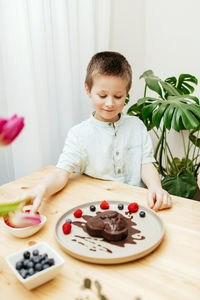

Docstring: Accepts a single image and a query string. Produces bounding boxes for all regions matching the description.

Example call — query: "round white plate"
[55,200,165,264]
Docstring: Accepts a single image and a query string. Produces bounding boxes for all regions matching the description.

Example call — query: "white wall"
[145,0,200,157]
[110,0,200,158]
[110,0,146,104]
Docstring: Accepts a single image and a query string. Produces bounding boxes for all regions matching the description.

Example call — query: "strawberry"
[73,209,83,218]
[128,202,139,213]
[5,220,15,228]
[62,222,72,234]
[100,200,109,209]
[25,209,40,215]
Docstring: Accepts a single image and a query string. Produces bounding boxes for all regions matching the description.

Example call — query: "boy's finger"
[153,193,162,211]
[160,193,168,209]
[30,197,41,214]
[147,191,155,208]
[160,194,172,210]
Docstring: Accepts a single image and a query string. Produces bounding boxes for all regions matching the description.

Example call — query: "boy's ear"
[85,83,91,97]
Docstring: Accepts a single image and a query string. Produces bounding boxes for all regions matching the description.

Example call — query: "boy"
[21,52,172,212]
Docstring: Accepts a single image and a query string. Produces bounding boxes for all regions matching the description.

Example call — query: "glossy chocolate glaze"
[86,211,128,242]
[71,211,145,253]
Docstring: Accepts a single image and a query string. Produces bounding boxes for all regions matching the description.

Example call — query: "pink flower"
[0,114,24,146]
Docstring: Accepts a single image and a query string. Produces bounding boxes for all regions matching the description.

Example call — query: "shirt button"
[116,151,119,155]
[117,169,121,174]
[108,123,112,126]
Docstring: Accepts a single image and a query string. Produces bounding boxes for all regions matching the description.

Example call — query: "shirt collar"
[90,112,124,127]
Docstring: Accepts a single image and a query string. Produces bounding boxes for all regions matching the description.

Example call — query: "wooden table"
[0,166,199,300]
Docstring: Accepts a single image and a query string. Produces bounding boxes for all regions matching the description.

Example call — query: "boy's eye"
[98,95,122,99]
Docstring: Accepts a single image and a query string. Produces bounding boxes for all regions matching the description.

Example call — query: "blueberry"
[19,269,28,279]
[118,203,124,210]
[32,256,40,264]
[38,255,43,262]
[90,205,96,212]
[28,268,35,276]
[16,260,23,270]
[32,249,39,256]
[23,259,30,269]
[41,253,48,260]
[27,261,34,269]
[35,263,42,271]
[65,218,72,224]
[48,258,55,266]
[42,264,50,270]
[139,211,146,218]
[23,251,30,259]
[41,257,49,265]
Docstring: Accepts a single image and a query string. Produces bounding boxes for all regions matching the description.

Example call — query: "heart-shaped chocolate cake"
[86,210,128,241]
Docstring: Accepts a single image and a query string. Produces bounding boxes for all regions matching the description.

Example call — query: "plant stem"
[185,130,191,172]
[153,127,178,173]
[164,133,179,172]
[144,83,147,97]
[181,131,188,172]
[181,131,187,157]
[194,130,200,169]
[153,128,159,139]
[164,130,169,174]
[158,126,166,177]
[194,148,200,175]
[191,129,200,173]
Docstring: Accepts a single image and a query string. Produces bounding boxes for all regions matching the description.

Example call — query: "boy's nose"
[105,97,114,106]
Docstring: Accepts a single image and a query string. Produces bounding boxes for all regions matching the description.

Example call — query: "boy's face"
[85,75,128,123]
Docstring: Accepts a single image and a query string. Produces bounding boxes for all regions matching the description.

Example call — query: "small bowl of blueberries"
[5,242,65,289]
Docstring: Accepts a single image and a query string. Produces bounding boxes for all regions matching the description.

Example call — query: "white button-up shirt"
[56,114,155,187]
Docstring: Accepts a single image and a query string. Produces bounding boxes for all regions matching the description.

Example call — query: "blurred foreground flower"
[0,197,32,216]
[0,197,41,227]
[5,211,41,228]
[0,114,24,146]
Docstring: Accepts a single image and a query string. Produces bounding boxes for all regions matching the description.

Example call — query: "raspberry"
[73,209,83,218]
[100,200,109,209]
[128,202,139,213]
[62,222,72,234]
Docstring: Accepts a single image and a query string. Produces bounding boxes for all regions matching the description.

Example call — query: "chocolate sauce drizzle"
[71,211,145,254]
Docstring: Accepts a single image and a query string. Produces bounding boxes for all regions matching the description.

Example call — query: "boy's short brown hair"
[85,51,132,93]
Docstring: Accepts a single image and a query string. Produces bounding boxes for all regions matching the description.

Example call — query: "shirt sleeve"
[141,122,156,164]
[56,127,81,172]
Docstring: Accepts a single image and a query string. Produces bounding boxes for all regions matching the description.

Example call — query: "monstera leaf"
[127,102,154,131]
[128,70,200,132]
[162,171,198,199]
[165,74,198,95]
[136,95,200,132]
[124,93,130,106]
[140,70,163,97]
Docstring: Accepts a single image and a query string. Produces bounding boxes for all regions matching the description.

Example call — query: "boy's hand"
[14,185,46,214]
[10,168,70,215]
[147,187,172,211]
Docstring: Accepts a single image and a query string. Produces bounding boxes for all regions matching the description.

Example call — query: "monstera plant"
[127,71,200,199]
